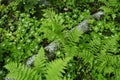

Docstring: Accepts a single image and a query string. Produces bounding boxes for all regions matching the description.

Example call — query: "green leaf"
[34,47,47,75]
[46,57,71,80]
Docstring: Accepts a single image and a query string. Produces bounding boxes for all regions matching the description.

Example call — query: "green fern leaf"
[33,47,47,77]
[46,57,71,80]
[4,62,41,80]
[63,76,73,80]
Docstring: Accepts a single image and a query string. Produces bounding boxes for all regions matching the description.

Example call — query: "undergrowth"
[0,0,120,80]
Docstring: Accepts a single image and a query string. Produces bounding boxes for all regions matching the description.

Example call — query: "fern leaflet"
[46,57,71,80]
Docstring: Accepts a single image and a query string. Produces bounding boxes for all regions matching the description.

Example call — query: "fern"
[63,76,73,80]
[40,9,65,41]
[33,47,47,75]
[4,62,41,80]
[4,47,71,80]
[46,57,70,80]
[63,28,82,57]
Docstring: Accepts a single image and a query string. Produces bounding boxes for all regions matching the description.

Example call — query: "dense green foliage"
[0,0,120,80]
[4,47,71,80]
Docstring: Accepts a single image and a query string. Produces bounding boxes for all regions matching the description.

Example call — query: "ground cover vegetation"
[0,0,120,80]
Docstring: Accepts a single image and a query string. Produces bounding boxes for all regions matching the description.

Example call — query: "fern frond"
[46,57,71,80]
[4,48,71,80]
[67,28,82,43]
[63,29,82,57]
[33,47,47,76]
[4,62,41,80]
[63,76,73,80]
[40,9,65,41]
